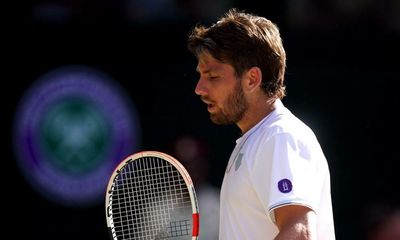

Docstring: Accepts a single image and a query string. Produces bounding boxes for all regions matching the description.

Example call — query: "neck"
[237,97,277,134]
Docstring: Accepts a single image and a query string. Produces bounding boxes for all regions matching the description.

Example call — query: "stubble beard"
[210,81,248,125]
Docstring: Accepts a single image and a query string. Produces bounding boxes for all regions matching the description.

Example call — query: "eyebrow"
[196,66,212,74]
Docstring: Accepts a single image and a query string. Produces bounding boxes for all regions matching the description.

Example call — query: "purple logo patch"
[278,179,292,193]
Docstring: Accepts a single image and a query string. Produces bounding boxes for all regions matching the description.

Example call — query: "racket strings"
[110,156,192,239]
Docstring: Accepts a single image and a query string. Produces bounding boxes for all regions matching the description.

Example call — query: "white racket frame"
[105,151,200,240]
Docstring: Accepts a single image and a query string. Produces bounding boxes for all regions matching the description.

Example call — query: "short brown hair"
[188,8,286,99]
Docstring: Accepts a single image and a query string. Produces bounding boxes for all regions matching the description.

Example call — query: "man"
[187,8,335,239]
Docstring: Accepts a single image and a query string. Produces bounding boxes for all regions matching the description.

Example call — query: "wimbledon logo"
[13,65,141,207]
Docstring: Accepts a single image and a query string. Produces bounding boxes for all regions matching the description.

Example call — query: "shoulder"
[256,108,316,144]
[251,110,324,160]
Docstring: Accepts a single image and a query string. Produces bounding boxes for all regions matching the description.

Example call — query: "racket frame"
[105,151,200,240]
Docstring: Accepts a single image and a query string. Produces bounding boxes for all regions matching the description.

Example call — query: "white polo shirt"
[219,99,335,240]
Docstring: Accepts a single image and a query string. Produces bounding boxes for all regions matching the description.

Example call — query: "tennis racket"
[105,151,200,240]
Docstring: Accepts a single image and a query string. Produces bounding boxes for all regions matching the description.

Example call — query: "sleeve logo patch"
[278,179,292,193]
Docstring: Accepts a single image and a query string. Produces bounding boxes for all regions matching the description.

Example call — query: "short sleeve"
[248,132,322,224]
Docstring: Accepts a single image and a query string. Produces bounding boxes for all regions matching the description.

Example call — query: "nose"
[194,77,206,96]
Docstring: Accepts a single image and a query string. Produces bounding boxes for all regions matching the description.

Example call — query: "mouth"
[207,103,215,112]
[201,97,216,112]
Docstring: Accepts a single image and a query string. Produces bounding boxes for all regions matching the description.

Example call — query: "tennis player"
[187,8,335,239]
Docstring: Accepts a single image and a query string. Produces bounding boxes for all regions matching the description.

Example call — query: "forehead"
[196,52,230,73]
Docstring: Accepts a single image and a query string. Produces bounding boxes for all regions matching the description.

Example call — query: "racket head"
[105,151,199,240]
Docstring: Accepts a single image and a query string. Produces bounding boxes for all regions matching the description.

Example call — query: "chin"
[210,114,233,125]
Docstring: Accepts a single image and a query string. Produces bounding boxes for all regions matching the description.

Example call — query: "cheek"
[211,79,238,104]
[218,91,233,108]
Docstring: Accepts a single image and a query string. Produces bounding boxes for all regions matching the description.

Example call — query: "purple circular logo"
[278,179,292,193]
[13,65,141,207]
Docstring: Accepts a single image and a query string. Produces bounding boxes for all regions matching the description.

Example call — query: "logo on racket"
[13,65,141,207]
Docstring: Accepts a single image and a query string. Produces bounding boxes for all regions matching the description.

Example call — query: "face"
[195,53,248,125]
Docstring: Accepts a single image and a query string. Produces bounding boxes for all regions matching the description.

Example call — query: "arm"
[274,205,317,240]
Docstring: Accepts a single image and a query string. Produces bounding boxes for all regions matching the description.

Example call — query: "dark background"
[5,0,399,239]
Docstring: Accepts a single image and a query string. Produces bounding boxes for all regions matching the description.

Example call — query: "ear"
[243,66,262,92]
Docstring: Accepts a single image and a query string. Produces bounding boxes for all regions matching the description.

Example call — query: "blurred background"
[5,0,399,239]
